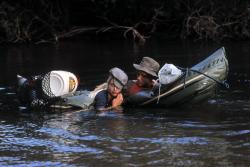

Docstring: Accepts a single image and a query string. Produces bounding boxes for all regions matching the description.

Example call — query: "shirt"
[124,80,152,96]
[94,90,111,110]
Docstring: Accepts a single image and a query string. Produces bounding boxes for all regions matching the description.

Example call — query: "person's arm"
[112,93,123,107]
[94,91,124,112]
[110,93,124,111]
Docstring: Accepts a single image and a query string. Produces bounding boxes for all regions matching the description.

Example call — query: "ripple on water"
[223,130,250,136]
[2,161,74,167]
[3,135,103,155]
[129,136,209,145]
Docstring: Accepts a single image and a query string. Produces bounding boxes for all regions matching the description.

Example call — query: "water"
[0,39,250,166]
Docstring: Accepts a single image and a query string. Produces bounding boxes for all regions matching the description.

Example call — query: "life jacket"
[126,81,143,95]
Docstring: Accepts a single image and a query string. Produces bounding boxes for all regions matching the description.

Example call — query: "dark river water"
[0,39,250,166]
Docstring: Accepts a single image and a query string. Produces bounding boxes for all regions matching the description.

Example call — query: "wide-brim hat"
[42,70,78,97]
[133,57,160,77]
[109,67,128,89]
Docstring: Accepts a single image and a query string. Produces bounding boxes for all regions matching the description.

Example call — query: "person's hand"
[112,93,123,108]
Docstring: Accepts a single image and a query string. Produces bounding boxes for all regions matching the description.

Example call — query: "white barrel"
[42,70,78,97]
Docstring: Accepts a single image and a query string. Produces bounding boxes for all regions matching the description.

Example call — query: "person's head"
[107,67,128,97]
[133,57,160,87]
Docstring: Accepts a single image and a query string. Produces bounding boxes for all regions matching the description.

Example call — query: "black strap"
[177,66,230,89]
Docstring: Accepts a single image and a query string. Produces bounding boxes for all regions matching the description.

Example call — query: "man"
[124,57,160,96]
[94,67,128,111]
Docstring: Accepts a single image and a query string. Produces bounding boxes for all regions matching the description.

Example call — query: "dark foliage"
[0,0,249,43]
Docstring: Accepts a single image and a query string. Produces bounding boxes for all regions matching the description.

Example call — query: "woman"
[94,67,128,111]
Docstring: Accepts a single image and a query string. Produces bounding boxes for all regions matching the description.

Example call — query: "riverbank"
[1,0,249,44]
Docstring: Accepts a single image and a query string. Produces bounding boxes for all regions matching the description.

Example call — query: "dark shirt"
[94,90,111,110]
[123,80,154,105]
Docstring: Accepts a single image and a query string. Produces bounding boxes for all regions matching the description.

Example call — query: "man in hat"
[124,57,160,96]
[94,67,128,111]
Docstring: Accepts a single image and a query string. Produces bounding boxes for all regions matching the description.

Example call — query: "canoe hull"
[127,47,229,107]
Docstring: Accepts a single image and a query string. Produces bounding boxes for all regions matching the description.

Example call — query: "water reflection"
[1,104,250,166]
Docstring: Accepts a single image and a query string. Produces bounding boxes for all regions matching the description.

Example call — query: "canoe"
[62,46,229,109]
[15,47,229,110]
[125,47,229,107]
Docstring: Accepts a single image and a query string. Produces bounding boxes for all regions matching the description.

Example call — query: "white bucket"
[42,70,78,97]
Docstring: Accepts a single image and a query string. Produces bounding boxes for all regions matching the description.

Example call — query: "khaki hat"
[133,57,160,77]
[109,67,128,89]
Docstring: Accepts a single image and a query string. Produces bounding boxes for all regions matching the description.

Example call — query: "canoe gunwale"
[138,47,229,107]
[140,74,205,106]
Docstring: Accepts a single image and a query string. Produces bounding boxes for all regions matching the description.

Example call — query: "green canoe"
[125,47,229,107]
